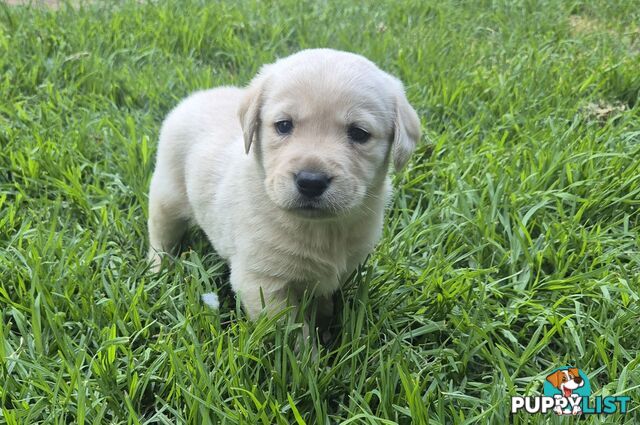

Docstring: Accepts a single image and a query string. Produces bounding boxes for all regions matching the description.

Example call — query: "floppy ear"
[546,371,562,388]
[390,78,422,172]
[568,368,580,379]
[238,66,271,154]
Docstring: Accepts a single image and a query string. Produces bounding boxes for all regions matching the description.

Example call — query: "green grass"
[1,0,639,423]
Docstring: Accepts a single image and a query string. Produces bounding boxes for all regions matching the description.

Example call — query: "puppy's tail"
[201,292,220,309]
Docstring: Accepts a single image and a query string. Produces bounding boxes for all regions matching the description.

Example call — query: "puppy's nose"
[574,377,583,384]
[294,171,330,198]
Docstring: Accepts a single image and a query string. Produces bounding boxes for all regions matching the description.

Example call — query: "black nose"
[574,377,583,384]
[294,171,330,198]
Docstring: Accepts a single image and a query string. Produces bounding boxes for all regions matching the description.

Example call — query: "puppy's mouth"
[290,205,334,218]
[285,199,339,218]
[265,179,355,219]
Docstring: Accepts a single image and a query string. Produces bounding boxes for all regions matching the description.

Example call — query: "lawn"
[1,0,639,423]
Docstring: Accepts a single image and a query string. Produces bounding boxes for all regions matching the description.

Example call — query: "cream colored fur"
[147,49,421,320]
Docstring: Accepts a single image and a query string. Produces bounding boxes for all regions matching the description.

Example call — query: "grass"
[1,0,639,423]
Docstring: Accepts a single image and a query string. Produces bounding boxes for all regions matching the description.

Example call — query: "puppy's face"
[239,49,421,218]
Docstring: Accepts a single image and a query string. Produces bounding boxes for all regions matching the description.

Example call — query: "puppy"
[147,49,421,322]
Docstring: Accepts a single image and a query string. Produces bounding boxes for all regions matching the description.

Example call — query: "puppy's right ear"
[238,66,271,154]
[388,76,422,172]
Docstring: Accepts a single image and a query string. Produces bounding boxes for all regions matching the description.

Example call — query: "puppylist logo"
[511,366,631,415]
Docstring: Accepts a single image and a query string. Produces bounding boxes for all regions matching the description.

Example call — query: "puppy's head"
[239,49,421,218]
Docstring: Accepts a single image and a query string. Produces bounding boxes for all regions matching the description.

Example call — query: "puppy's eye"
[347,125,370,143]
[275,120,293,135]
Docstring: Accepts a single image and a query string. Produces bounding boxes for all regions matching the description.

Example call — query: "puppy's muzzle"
[294,171,331,198]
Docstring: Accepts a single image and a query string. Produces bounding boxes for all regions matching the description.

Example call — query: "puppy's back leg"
[147,174,191,272]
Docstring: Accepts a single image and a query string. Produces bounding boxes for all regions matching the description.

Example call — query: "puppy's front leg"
[231,267,317,350]
[316,293,334,319]
[230,267,292,320]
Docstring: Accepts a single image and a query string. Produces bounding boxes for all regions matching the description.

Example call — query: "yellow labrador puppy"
[148,49,421,320]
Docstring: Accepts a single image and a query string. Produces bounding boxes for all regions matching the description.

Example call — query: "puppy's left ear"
[238,66,271,154]
[389,77,422,172]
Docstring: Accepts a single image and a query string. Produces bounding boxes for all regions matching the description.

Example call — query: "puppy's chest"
[257,222,366,290]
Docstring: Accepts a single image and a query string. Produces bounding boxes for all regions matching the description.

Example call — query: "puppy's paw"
[293,321,320,359]
[202,292,220,309]
[147,249,163,273]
